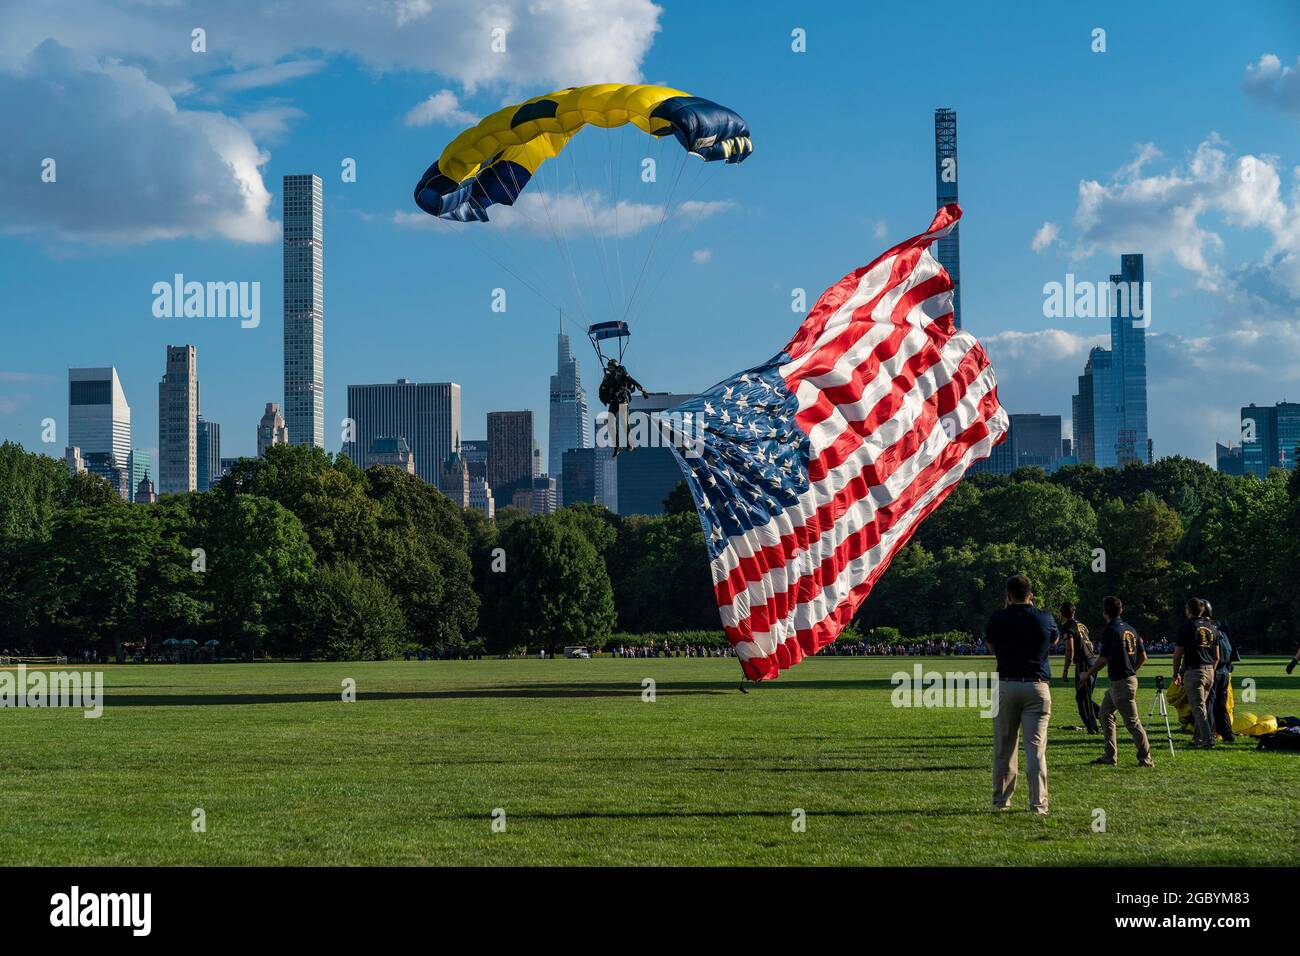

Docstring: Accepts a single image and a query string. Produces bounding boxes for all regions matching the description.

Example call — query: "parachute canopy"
[588,320,630,363]
[414,84,753,223]
[588,320,630,341]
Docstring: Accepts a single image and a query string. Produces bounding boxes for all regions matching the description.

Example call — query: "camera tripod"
[1148,674,1177,757]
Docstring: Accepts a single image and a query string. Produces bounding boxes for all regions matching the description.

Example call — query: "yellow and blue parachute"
[414,83,753,222]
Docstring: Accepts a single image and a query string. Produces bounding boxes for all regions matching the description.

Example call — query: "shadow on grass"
[101,686,734,707]
[432,808,980,820]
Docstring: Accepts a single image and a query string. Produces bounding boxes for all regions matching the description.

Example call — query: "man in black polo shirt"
[1080,595,1154,766]
[985,574,1059,815]
[1172,597,1220,749]
[1059,601,1100,734]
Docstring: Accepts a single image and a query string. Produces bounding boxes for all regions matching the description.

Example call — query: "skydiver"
[599,358,648,458]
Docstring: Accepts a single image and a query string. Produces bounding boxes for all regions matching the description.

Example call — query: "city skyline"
[2,4,1298,472]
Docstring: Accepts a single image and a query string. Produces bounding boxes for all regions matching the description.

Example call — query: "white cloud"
[1071,134,1300,295]
[395,191,732,239]
[691,248,712,264]
[0,41,278,244]
[872,221,887,240]
[1030,221,1059,253]
[1116,142,1163,181]
[238,104,306,142]
[214,59,325,93]
[403,89,480,127]
[0,1,664,91]
[1243,53,1300,114]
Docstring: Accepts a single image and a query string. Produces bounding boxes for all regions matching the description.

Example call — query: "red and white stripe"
[720,204,1009,681]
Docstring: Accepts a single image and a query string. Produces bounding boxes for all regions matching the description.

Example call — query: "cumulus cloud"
[1072,134,1300,296]
[395,191,732,238]
[1242,53,1300,114]
[403,89,480,127]
[0,0,664,91]
[691,248,712,264]
[1030,221,1060,253]
[0,41,278,244]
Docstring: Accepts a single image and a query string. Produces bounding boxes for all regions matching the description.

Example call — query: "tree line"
[1,440,1297,658]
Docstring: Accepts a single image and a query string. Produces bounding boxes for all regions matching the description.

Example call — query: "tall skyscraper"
[1216,442,1245,476]
[1110,255,1149,465]
[934,108,962,329]
[1070,255,1149,467]
[84,452,130,498]
[128,449,152,494]
[1240,402,1300,477]
[345,380,461,483]
[68,368,131,487]
[460,439,488,481]
[487,410,534,505]
[562,446,618,511]
[548,330,591,497]
[257,402,289,456]
[283,173,324,448]
[616,393,697,516]
[158,345,198,494]
[197,417,221,491]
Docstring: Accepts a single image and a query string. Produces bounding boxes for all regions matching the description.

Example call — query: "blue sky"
[2,0,1298,465]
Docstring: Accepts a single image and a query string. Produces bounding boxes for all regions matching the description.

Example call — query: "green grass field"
[4,656,1299,866]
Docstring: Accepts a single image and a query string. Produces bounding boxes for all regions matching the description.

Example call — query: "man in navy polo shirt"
[1080,595,1154,767]
[985,574,1060,815]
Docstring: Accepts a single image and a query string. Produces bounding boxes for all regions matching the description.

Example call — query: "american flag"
[661,205,1008,681]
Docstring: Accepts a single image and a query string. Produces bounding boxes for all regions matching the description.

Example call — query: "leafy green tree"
[0,443,69,543]
[197,493,315,655]
[855,542,942,637]
[366,465,478,649]
[663,480,696,515]
[288,562,407,660]
[608,513,717,631]
[1084,493,1186,637]
[1180,471,1294,648]
[552,502,619,560]
[481,514,616,654]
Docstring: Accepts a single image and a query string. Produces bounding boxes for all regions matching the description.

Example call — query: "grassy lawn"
[3,655,1298,865]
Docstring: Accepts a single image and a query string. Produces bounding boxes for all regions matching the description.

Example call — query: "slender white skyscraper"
[283,174,324,448]
[158,344,198,494]
[68,367,131,468]
[548,329,590,497]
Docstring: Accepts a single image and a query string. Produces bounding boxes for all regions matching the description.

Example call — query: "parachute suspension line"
[488,163,580,312]
[607,127,628,317]
[458,187,566,314]
[535,152,593,331]
[568,133,620,326]
[429,211,566,319]
[625,161,723,330]
[621,146,688,327]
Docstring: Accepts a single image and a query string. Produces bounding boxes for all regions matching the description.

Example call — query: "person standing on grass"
[1080,596,1154,767]
[1172,597,1220,749]
[1059,601,1100,734]
[985,574,1059,816]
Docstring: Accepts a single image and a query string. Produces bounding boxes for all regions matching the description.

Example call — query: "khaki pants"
[1100,676,1152,764]
[992,680,1051,813]
[1183,665,1215,747]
